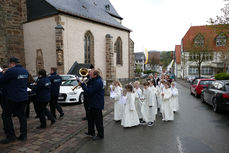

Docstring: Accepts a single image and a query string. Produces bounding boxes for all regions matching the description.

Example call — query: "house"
[181,25,229,78]
[134,52,145,72]
[174,45,182,78]
[23,0,135,81]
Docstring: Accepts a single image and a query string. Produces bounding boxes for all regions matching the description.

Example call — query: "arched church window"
[115,37,123,65]
[84,31,94,65]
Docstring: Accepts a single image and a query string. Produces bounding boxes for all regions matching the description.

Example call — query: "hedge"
[215,73,229,80]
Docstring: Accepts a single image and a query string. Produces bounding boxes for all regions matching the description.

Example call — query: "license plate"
[58,97,64,100]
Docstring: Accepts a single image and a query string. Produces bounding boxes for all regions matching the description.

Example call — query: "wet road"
[76,83,229,153]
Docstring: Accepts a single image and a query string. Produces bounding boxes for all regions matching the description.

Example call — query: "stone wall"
[0,0,27,66]
[129,38,135,79]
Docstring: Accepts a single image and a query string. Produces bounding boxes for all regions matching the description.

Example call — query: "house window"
[201,67,213,75]
[189,67,198,75]
[84,31,94,65]
[216,34,226,46]
[194,34,204,47]
[115,37,123,65]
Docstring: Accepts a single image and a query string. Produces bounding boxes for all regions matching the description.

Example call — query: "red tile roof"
[182,25,229,52]
[175,45,181,64]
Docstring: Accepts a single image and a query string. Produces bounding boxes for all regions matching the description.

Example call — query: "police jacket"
[34,77,51,102]
[48,72,62,97]
[0,65,28,102]
[81,76,104,110]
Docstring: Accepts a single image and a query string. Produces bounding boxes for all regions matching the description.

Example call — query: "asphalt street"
[76,83,229,153]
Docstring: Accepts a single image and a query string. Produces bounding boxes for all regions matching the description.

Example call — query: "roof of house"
[44,0,130,31]
[182,25,229,52]
[134,52,146,61]
[175,45,181,64]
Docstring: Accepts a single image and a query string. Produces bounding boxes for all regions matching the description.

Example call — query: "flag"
[144,48,148,64]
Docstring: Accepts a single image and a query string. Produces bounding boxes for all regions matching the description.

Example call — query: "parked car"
[190,78,215,97]
[201,80,229,112]
[187,76,196,83]
[58,79,84,104]
[59,74,77,84]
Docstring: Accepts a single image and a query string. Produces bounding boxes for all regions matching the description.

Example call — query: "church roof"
[45,0,130,31]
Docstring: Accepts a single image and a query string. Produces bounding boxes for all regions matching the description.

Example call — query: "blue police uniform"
[0,64,28,141]
[34,77,55,128]
[48,72,64,118]
[81,76,105,138]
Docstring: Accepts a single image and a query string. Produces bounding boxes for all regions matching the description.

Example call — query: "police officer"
[34,69,55,129]
[0,57,28,144]
[48,67,64,119]
[0,66,8,138]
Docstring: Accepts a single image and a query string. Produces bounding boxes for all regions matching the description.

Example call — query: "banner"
[144,48,148,64]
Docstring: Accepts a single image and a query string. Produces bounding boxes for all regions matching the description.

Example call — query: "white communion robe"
[134,88,143,119]
[161,88,174,121]
[121,92,140,127]
[155,85,163,112]
[171,87,179,112]
[141,88,156,123]
[149,86,157,116]
[113,86,124,121]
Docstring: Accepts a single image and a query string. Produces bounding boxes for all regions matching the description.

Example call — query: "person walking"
[34,69,55,129]
[48,67,64,119]
[80,69,105,141]
[0,57,29,144]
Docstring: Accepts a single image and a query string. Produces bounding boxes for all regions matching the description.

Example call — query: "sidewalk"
[175,78,190,89]
[0,96,114,153]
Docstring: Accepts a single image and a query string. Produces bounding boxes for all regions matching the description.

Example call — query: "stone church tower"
[0,0,27,66]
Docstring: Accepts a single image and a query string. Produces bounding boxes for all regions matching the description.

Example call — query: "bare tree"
[189,51,213,77]
[208,0,229,25]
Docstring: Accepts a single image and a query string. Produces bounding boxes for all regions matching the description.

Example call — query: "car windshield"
[225,84,229,91]
[62,80,78,86]
[199,80,214,85]
[61,76,74,81]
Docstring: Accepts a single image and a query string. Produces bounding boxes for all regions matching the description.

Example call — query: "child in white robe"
[148,80,157,116]
[141,82,155,126]
[121,84,140,127]
[134,81,143,122]
[161,82,174,121]
[111,80,124,121]
[171,82,179,112]
[155,80,165,113]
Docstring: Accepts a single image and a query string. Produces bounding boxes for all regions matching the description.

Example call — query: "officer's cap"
[9,57,20,63]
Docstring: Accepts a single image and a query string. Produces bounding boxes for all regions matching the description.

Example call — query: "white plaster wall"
[23,17,56,75]
[61,15,130,79]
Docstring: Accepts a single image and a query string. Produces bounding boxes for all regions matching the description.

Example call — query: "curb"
[48,108,114,153]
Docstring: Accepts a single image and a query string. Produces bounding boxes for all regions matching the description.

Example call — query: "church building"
[23,0,135,80]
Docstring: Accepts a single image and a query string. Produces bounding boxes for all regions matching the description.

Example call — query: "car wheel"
[212,98,219,112]
[190,89,193,95]
[201,93,205,103]
[79,93,84,104]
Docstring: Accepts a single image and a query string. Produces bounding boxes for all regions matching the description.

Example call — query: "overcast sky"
[110,0,226,52]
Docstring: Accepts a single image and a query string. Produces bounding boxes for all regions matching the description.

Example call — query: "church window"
[115,37,123,65]
[84,31,94,65]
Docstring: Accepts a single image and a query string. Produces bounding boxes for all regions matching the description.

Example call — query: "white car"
[58,79,84,104]
[59,74,77,84]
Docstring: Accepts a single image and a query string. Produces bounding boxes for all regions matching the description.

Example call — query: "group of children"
[110,79,179,128]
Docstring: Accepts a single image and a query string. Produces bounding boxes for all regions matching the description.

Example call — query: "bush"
[215,73,229,80]
[143,70,153,74]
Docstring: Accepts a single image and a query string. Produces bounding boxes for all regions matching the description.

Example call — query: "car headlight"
[68,92,76,95]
